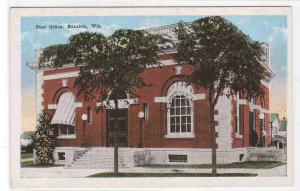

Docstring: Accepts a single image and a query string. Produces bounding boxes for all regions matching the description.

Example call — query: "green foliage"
[38,44,72,69]
[39,29,166,106]
[175,16,273,176]
[32,110,56,165]
[176,16,272,100]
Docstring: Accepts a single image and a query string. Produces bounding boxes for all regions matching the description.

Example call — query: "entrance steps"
[67,147,147,169]
[68,148,128,169]
[246,147,285,162]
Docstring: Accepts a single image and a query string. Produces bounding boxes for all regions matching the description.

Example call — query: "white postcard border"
[9,6,293,189]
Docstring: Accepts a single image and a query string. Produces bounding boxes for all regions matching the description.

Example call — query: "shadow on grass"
[21,160,63,168]
[142,161,286,169]
[88,172,257,177]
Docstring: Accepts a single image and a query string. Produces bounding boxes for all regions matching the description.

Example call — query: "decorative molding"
[154,96,167,103]
[192,94,205,100]
[261,80,269,87]
[238,99,248,105]
[48,102,82,110]
[155,94,204,103]
[57,135,76,139]
[249,104,261,110]
[175,65,182,75]
[235,133,243,139]
[96,98,138,109]
[167,81,194,97]
[261,108,270,113]
[43,71,79,80]
[62,79,68,87]
[48,104,57,109]
[74,102,83,108]
[165,133,195,139]
[215,94,232,150]
[42,60,178,81]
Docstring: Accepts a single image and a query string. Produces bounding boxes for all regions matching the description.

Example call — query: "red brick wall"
[231,84,270,148]
[42,61,270,149]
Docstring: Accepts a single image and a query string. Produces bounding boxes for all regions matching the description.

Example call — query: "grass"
[21,153,33,159]
[142,161,286,169]
[21,160,63,168]
[89,172,257,177]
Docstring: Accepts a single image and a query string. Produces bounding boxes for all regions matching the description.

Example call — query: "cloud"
[268,35,274,44]
[280,65,287,72]
[267,26,287,45]
[22,31,41,49]
[136,18,166,30]
[36,28,49,34]
[21,32,30,41]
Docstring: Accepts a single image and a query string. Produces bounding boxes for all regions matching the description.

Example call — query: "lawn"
[21,160,63,168]
[21,153,33,159]
[142,161,286,169]
[89,172,257,177]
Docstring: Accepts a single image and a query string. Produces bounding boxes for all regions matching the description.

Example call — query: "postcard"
[10,7,292,189]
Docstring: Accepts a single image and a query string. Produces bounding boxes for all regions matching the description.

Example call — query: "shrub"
[32,110,56,165]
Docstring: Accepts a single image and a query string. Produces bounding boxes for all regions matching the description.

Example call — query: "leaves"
[38,44,72,69]
[175,16,272,102]
[38,29,166,110]
[32,110,56,165]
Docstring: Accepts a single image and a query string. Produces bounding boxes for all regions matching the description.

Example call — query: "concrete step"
[68,148,130,169]
[68,165,127,169]
[74,160,124,164]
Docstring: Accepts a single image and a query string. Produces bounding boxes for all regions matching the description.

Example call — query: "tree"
[175,16,272,176]
[39,30,165,175]
[32,109,56,165]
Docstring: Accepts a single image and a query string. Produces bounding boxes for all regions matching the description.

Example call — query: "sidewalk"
[20,164,287,178]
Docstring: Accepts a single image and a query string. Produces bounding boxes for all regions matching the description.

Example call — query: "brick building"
[29,24,272,167]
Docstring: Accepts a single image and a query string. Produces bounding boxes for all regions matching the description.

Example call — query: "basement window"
[239,154,244,161]
[169,155,187,163]
[58,152,65,161]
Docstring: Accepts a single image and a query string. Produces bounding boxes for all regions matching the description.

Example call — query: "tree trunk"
[209,88,217,176]
[113,99,119,176]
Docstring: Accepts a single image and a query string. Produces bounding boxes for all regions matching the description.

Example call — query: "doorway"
[107,109,128,147]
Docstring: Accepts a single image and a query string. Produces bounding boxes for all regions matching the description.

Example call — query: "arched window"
[166,81,194,138]
[51,92,76,137]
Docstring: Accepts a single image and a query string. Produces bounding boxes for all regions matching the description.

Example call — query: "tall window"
[167,81,194,138]
[87,106,92,124]
[249,98,256,130]
[235,92,244,136]
[170,95,192,133]
[143,103,149,121]
[261,97,266,130]
[239,104,244,135]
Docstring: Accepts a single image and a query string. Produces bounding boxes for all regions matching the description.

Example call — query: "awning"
[51,92,75,126]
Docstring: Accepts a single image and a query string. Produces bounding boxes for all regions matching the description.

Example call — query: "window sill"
[57,135,76,139]
[235,133,243,139]
[165,134,195,139]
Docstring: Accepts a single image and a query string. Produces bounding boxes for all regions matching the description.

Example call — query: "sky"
[21,15,288,132]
